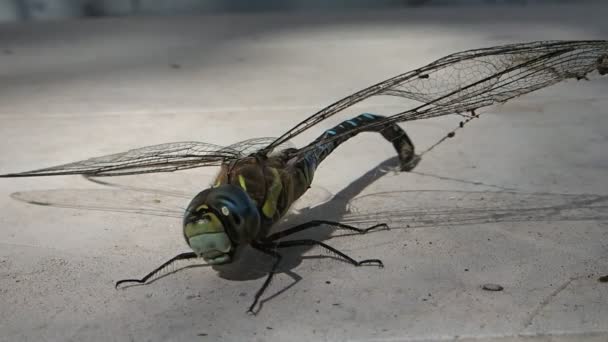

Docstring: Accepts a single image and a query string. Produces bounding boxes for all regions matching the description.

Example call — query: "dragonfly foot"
[115,278,144,289]
[364,223,389,233]
[114,252,198,290]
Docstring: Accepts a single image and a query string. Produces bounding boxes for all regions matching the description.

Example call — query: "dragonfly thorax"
[183,184,261,264]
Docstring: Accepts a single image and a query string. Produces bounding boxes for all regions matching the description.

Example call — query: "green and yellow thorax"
[212,155,312,230]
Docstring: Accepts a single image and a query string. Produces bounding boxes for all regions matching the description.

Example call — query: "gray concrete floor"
[1,3,608,342]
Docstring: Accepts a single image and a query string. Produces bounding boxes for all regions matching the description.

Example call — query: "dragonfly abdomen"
[300,113,416,175]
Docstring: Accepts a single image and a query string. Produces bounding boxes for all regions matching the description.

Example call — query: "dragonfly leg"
[115,252,198,288]
[248,242,282,315]
[265,220,388,241]
[249,221,386,313]
[275,239,383,267]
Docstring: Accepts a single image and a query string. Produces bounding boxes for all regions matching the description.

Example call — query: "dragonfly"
[1,40,607,314]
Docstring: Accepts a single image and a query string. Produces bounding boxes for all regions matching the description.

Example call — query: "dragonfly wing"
[0,141,242,177]
[343,190,608,228]
[387,40,607,118]
[262,40,608,152]
[10,188,185,218]
[225,137,295,157]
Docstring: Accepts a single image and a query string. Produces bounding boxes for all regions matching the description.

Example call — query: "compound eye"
[220,205,241,226]
[231,212,241,226]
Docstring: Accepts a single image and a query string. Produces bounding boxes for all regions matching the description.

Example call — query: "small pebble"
[482,283,504,292]
[598,275,608,283]
[325,281,331,284]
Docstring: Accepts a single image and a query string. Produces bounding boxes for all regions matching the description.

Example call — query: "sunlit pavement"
[1,3,607,341]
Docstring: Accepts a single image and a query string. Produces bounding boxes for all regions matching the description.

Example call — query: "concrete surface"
[1,3,608,342]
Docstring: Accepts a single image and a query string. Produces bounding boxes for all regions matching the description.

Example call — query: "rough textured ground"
[1,3,607,342]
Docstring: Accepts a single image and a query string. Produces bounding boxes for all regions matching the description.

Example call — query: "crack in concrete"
[522,276,578,329]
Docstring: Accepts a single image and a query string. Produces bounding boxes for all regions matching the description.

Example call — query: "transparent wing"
[225,137,295,156]
[0,141,242,177]
[263,40,608,153]
[343,190,608,228]
[10,188,185,218]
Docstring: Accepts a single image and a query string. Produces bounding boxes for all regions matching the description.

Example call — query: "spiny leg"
[273,239,384,267]
[115,252,198,288]
[248,242,282,315]
[248,232,384,312]
[264,220,388,242]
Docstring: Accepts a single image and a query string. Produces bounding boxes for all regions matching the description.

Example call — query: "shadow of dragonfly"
[9,157,608,309]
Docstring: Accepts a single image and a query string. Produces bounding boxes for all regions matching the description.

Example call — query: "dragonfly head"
[183,184,261,264]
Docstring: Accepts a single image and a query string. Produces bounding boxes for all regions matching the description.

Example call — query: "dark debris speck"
[599,275,608,283]
[482,283,504,291]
